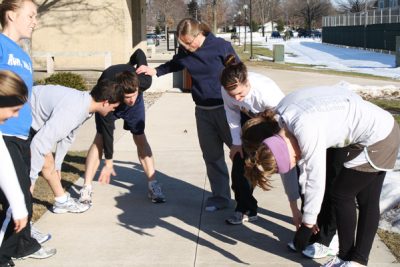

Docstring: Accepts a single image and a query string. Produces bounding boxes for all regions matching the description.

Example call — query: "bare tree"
[335,0,372,13]
[252,0,281,36]
[147,0,188,32]
[290,0,333,30]
[200,0,231,31]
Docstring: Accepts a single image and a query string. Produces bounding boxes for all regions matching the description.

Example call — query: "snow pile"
[339,81,400,99]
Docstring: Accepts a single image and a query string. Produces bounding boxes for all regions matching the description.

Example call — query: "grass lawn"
[32,151,86,222]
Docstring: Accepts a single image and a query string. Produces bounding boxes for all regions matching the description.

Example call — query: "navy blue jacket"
[156,33,238,107]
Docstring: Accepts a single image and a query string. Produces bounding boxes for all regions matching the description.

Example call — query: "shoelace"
[81,188,92,199]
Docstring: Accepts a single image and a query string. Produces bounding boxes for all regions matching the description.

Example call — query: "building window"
[378,0,384,8]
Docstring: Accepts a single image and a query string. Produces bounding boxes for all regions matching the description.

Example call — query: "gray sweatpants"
[195,106,232,209]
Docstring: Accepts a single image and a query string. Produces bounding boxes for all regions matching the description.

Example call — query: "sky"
[244,34,400,233]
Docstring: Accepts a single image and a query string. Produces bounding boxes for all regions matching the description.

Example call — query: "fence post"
[46,53,54,74]
[396,36,400,67]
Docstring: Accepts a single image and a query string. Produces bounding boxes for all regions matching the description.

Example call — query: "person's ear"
[6,10,16,23]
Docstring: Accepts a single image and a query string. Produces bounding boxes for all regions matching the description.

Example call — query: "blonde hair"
[0,0,36,27]
[242,109,281,190]
[0,70,28,105]
[245,146,277,191]
[176,18,211,38]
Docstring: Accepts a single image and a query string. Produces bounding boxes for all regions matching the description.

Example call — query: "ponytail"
[220,54,247,91]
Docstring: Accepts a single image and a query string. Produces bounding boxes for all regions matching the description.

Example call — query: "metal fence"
[322,24,400,51]
[323,7,400,26]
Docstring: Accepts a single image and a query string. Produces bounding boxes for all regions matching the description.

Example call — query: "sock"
[84,184,92,190]
[55,194,68,204]
[148,180,157,189]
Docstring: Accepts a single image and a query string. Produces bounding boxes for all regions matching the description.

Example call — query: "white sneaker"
[303,234,339,259]
[205,205,219,212]
[341,261,366,267]
[321,256,345,267]
[225,211,258,225]
[30,223,51,244]
[18,247,57,259]
[329,234,339,254]
[148,181,166,203]
[303,243,332,259]
[52,194,90,214]
[79,185,93,204]
[287,241,296,252]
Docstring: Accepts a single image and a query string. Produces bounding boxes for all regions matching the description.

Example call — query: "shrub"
[35,72,87,91]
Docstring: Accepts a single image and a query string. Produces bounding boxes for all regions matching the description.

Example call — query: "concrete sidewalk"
[18,69,400,267]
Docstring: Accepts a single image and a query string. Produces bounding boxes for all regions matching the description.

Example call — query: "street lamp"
[243,4,248,53]
[364,0,368,50]
[249,0,255,60]
[237,11,241,46]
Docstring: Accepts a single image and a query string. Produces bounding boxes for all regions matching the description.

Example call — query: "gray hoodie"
[30,85,92,181]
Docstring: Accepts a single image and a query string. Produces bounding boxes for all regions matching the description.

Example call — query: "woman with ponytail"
[137,18,239,211]
[220,54,285,224]
[242,85,400,267]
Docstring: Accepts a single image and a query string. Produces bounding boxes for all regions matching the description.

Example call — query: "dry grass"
[32,151,86,222]
[377,230,400,262]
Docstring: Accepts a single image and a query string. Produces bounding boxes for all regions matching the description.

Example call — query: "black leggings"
[332,168,385,266]
[230,112,257,215]
[0,137,40,263]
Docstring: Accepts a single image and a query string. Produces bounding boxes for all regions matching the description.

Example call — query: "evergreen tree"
[188,0,201,20]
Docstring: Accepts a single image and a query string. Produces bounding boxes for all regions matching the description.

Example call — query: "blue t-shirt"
[0,33,33,138]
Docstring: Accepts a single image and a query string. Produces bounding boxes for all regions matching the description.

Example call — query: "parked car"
[159,33,166,40]
[270,31,281,38]
[146,33,160,46]
[297,29,322,38]
[297,29,311,38]
[231,32,239,40]
[312,30,322,38]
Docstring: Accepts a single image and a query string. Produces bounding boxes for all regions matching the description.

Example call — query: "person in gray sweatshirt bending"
[29,80,123,214]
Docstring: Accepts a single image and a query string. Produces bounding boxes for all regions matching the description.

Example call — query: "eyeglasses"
[178,32,200,47]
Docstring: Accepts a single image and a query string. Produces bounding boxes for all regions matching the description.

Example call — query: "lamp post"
[364,0,368,50]
[237,11,241,46]
[243,4,248,53]
[249,0,255,60]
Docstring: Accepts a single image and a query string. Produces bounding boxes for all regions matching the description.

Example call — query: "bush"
[35,72,87,91]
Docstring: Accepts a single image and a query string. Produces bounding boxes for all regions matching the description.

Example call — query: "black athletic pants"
[231,112,257,215]
[332,168,385,266]
[0,136,40,263]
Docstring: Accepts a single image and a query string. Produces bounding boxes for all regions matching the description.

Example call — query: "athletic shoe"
[205,205,218,211]
[148,181,166,203]
[79,185,93,204]
[225,211,258,225]
[287,241,296,252]
[303,233,339,259]
[321,256,345,267]
[340,261,365,267]
[30,223,51,244]
[18,247,57,260]
[0,260,14,267]
[52,194,90,214]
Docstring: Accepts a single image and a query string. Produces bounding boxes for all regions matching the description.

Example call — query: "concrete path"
[18,67,400,266]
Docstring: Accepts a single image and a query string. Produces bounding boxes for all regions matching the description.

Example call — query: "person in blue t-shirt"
[0,0,55,264]
[137,18,239,212]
